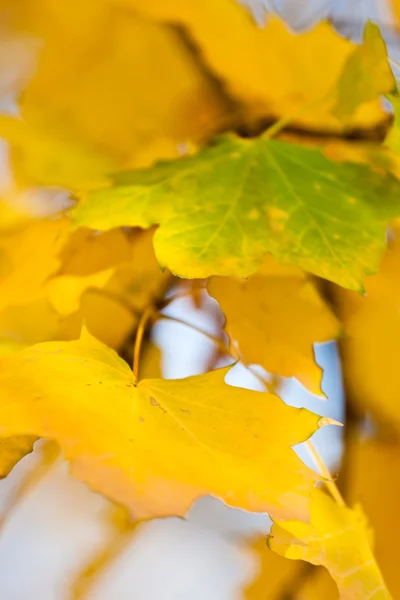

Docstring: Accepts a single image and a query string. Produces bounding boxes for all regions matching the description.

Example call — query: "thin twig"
[263,93,331,140]
[132,307,155,379]
[305,440,345,506]
[159,313,234,358]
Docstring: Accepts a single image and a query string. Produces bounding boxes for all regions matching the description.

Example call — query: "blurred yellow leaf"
[0,224,167,352]
[295,568,338,600]
[246,535,337,599]
[269,488,391,599]
[245,536,300,599]
[59,228,133,275]
[0,330,327,520]
[0,0,227,189]
[0,298,60,353]
[333,224,400,429]
[0,435,37,478]
[59,290,136,351]
[208,257,339,394]
[53,229,169,348]
[46,270,115,317]
[0,217,69,312]
[347,440,400,598]
[125,1,390,133]
[139,342,163,380]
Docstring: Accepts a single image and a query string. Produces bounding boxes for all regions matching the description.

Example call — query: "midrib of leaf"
[138,380,221,463]
[195,147,253,259]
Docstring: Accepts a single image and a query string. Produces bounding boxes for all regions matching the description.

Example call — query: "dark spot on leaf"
[150,397,166,413]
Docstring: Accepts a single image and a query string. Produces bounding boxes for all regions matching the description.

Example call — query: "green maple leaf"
[73,134,400,290]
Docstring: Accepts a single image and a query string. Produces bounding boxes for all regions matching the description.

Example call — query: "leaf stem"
[133,306,154,380]
[159,313,235,358]
[263,93,330,140]
[305,440,345,506]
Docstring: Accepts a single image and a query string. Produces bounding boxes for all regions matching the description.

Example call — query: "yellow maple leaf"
[139,342,163,380]
[0,298,60,353]
[59,228,133,275]
[332,223,400,429]
[0,217,69,312]
[245,535,337,599]
[0,224,168,352]
[45,269,115,317]
[0,0,226,189]
[50,228,169,347]
[245,536,301,599]
[0,434,37,478]
[347,439,400,598]
[268,488,391,599]
[0,329,329,520]
[125,0,391,134]
[295,568,340,599]
[57,228,169,315]
[208,257,339,395]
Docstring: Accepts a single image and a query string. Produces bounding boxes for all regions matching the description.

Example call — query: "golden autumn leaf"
[269,488,391,599]
[59,227,133,275]
[246,535,337,599]
[58,228,169,315]
[0,217,69,312]
[295,569,338,600]
[0,0,227,189]
[51,228,169,348]
[139,342,163,380]
[124,0,391,133]
[0,329,329,520]
[0,224,168,352]
[59,290,136,351]
[245,536,301,599]
[208,257,339,395]
[0,435,37,478]
[332,224,400,429]
[346,439,400,598]
[45,270,115,317]
[0,299,60,353]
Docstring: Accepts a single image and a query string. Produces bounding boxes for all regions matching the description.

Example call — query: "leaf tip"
[318,417,343,429]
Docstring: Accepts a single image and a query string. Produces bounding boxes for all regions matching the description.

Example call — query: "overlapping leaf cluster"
[0,0,400,597]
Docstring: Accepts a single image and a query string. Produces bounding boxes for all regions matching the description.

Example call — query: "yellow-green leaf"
[74,135,400,290]
[333,22,395,121]
[0,330,328,520]
[385,94,400,155]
